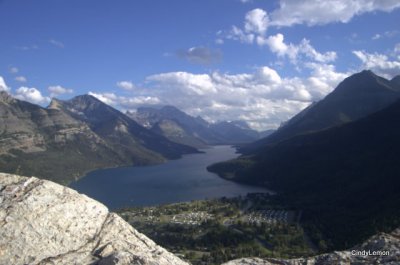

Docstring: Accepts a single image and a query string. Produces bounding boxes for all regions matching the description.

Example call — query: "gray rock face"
[0,91,98,155]
[223,229,400,265]
[0,173,189,265]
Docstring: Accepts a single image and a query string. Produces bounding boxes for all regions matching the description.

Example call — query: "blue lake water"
[70,145,270,210]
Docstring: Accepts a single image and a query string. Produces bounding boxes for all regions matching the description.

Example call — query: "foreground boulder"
[0,173,188,265]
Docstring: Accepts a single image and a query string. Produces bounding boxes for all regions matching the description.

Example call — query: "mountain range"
[208,70,400,250]
[0,92,267,184]
[0,93,197,184]
[2,69,400,254]
[128,105,271,148]
[241,70,400,153]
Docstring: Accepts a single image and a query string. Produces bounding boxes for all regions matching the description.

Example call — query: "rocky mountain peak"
[391,75,400,87]
[161,105,185,115]
[332,70,396,96]
[242,70,400,153]
[66,94,104,111]
[0,172,189,265]
[0,91,14,103]
[59,94,127,125]
[358,69,376,77]
[47,98,63,109]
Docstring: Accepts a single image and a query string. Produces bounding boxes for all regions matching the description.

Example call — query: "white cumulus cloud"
[88,92,160,110]
[15,76,27,83]
[270,0,400,27]
[49,39,65,48]
[227,26,255,44]
[140,65,348,129]
[0,76,10,92]
[305,63,351,98]
[244,8,269,35]
[395,43,400,54]
[256,66,282,84]
[263,33,297,60]
[15,87,50,105]
[372,30,398,40]
[9,67,18,74]
[227,8,269,43]
[88,92,118,106]
[88,63,349,130]
[147,72,217,96]
[116,81,135,90]
[353,50,400,78]
[224,9,337,66]
[262,33,337,64]
[48,85,73,97]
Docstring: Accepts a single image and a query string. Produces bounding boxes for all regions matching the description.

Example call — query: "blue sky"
[1,0,400,130]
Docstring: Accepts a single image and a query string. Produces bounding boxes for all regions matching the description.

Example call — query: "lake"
[70,145,271,210]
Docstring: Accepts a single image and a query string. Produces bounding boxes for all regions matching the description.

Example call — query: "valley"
[118,194,313,265]
[70,145,270,209]
[1,1,400,264]
[0,93,259,185]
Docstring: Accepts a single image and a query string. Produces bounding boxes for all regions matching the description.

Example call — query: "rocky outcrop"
[223,229,400,265]
[0,173,189,265]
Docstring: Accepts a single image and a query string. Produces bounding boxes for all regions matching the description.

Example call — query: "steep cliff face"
[0,173,188,265]
[0,91,102,155]
[0,92,124,184]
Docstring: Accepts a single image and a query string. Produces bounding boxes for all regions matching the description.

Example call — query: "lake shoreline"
[70,145,271,210]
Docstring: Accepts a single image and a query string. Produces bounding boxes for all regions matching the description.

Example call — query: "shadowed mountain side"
[391,75,400,87]
[209,99,400,250]
[130,105,225,146]
[209,121,261,144]
[242,70,400,154]
[150,119,208,149]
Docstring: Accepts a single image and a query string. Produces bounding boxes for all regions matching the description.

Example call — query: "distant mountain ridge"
[242,70,400,153]
[53,95,196,159]
[129,105,267,147]
[0,93,197,184]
